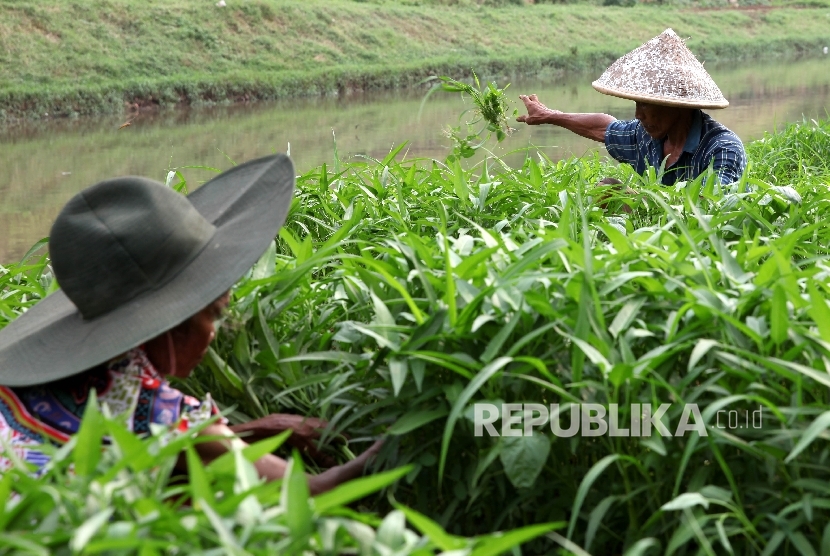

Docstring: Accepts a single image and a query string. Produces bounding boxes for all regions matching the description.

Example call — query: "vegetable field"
[2,118,830,554]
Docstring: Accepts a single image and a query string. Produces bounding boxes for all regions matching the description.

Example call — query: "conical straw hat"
[592,29,728,109]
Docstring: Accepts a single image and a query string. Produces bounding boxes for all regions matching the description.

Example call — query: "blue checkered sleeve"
[701,135,746,185]
[604,119,642,168]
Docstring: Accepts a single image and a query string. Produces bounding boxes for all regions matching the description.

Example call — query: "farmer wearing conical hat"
[517,29,746,186]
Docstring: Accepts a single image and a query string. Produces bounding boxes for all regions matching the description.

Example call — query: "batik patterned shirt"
[604,109,746,186]
[0,347,223,473]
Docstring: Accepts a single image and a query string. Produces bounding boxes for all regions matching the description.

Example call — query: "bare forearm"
[543,112,616,142]
[253,448,370,495]
[196,436,365,495]
[306,459,366,495]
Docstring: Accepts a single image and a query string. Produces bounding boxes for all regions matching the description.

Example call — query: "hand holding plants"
[229,414,346,467]
[516,93,560,125]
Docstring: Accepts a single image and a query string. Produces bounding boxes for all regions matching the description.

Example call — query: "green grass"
[3,119,830,554]
[2,0,830,118]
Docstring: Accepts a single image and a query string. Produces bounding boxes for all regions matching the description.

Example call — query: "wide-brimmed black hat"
[0,154,295,387]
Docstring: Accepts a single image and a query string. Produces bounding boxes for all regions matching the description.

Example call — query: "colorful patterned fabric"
[0,348,224,473]
[604,109,747,186]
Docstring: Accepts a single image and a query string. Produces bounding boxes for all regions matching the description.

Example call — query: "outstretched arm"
[517,94,616,143]
[229,414,340,467]
[188,423,382,495]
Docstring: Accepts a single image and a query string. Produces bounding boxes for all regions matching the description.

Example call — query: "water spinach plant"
[3,118,830,554]
[423,72,516,162]
[0,390,556,554]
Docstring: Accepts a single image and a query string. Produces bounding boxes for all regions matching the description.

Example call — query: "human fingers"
[529,94,539,102]
[516,114,527,123]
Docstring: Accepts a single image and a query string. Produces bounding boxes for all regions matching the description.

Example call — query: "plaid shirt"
[605,110,746,185]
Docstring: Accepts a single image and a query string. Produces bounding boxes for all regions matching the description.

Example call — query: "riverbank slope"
[2,0,829,119]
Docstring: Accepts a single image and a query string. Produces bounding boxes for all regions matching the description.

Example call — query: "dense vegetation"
[2,0,830,119]
[3,118,830,553]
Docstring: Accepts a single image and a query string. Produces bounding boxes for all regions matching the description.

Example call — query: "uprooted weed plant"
[2,118,830,554]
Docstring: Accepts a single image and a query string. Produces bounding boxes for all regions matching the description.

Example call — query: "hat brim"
[592,81,729,109]
[0,155,295,387]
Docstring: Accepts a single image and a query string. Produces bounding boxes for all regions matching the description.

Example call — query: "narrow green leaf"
[661,492,710,511]
[785,411,830,463]
[390,357,408,397]
[74,390,103,477]
[480,303,522,363]
[567,454,622,539]
[770,284,788,345]
[808,280,830,342]
[70,508,114,552]
[439,357,512,483]
[395,504,467,551]
[186,445,214,505]
[207,430,292,474]
[623,538,661,556]
[471,523,565,556]
[389,408,449,435]
[609,299,644,339]
[314,466,413,514]
[688,339,718,371]
[283,451,313,539]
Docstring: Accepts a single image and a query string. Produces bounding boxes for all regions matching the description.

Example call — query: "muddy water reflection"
[1,57,829,261]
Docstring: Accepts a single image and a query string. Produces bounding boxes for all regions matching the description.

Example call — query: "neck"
[665,109,694,148]
[144,333,175,377]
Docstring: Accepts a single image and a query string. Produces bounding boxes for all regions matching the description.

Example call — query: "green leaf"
[283,451,313,539]
[314,466,412,514]
[395,504,467,551]
[808,280,830,342]
[207,430,291,475]
[388,408,449,435]
[787,532,818,556]
[688,339,718,371]
[661,492,710,511]
[585,496,619,552]
[0,534,50,556]
[499,434,551,489]
[770,284,788,345]
[389,357,408,397]
[186,445,214,505]
[567,454,622,539]
[623,538,662,556]
[471,523,565,556]
[609,299,644,339]
[74,390,103,477]
[439,357,513,483]
[820,522,830,556]
[204,347,244,398]
[70,508,114,552]
[785,411,830,463]
[376,510,407,549]
[480,303,522,363]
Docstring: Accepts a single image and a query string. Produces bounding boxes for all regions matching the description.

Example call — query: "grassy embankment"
[2,0,830,119]
[3,116,830,553]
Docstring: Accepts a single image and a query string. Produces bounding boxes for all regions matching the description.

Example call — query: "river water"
[2,56,829,262]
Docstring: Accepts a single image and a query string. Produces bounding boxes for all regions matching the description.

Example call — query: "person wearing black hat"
[0,155,381,493]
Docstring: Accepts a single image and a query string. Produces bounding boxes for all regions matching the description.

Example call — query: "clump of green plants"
[5,120,830,555]
[423,71,516,161]
[187,119,830,554]
[0,392,556,554]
